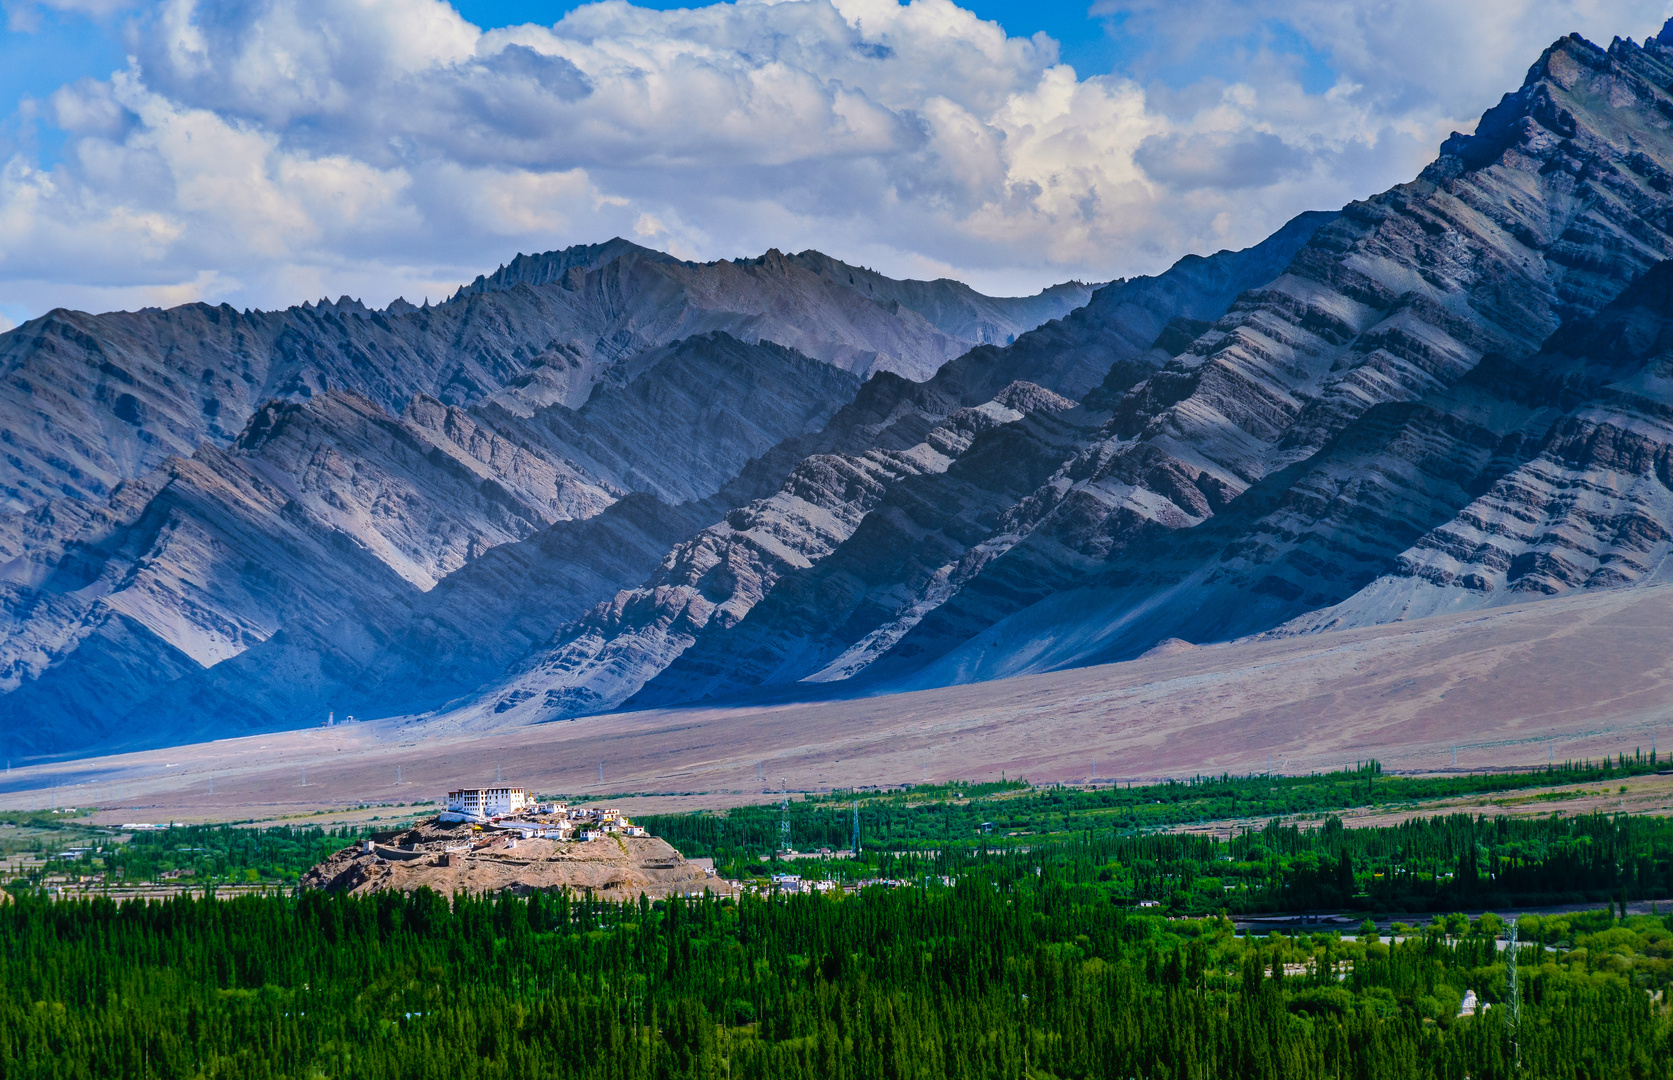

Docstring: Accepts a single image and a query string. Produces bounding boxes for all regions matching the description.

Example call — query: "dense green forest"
[7,821,378,887]
[12,762,1673,915]
[17,810,1673,916]
[767,811,1673,916]
[2,879,1669,1079]
[104,823,376,884]
[633,761,1673,914]
[5,763,1673,1077]
[637,758,1669,865]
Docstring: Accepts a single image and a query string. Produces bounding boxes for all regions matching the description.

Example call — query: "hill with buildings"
[302,795,722,900]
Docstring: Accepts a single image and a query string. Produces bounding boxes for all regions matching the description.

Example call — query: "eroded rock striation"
[0,241,1097,755]
[25,25,1673,753]
[1279,256,1673,632]
[0,239,1094,513]
[432,211,1335,724]
[609,26,1673,702]
[0,334,857,751]
[859,28,1673,688]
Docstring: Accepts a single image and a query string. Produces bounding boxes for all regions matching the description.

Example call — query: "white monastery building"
[446,786,530,819]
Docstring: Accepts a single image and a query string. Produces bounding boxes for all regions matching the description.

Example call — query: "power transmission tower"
[779,794,791,856]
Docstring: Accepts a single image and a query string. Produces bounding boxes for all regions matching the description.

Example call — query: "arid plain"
[5,580,1673,826]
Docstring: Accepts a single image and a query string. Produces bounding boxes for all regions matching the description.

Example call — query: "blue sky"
[1,0,1670,325]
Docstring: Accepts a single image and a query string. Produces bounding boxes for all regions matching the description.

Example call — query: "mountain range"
[9,23,1673,758]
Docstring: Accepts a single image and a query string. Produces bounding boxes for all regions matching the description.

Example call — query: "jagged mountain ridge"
[0,334,858,753]
[460,241,1093,352]
[627,216,1343,706]
[63,207,1338,745]
[861,27,1673,688]
[27,24,1673,754]
[0,240,1095,513]
[0,235,1107,756]
[892,255,1673,685]
[866,27,1673,689]
[605,26,1673,705]
[402,212,1338,726]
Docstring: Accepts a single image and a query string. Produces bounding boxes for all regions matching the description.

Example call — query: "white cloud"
[1,0,1671,317]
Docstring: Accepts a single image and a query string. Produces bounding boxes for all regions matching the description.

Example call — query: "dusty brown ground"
[7,583,1673,824]
[302,817,725,899]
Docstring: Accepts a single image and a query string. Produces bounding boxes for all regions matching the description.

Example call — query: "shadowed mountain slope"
[4,203,1340,750]
[624,27,1673,704]
[0,334,857,754]
[34,24,1673,753]
[411,213,1339,726]
[0,241,1094,513]
[874,29,1673,689]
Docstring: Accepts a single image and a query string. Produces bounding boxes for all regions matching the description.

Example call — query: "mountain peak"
[1421,26,1673,206]
[449,237,673,301]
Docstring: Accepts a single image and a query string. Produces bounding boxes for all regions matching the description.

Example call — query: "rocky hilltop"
[302,816,722,900]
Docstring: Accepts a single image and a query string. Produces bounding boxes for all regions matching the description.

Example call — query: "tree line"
[1,876,1669,1078]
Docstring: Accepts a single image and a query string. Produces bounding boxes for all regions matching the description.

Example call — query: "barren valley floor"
[3,582,1672,826]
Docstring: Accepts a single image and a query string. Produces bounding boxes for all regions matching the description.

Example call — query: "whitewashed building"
[446,786,530,819]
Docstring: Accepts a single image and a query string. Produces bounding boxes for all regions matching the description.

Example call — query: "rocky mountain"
[870,266,1673,686]
[0,332,861,752]
[24,24,1673,756]
[611,27,1673,703]
[475,380,1079,722]
[0,239,1094,513]
[1282,257,1673,631]
[16,204,1332,749]
[0,241,1102,755]
[410,210,1338,724]
[864,27,1673,688]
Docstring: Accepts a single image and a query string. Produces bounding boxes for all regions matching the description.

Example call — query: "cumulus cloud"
[0,0,1670,317]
